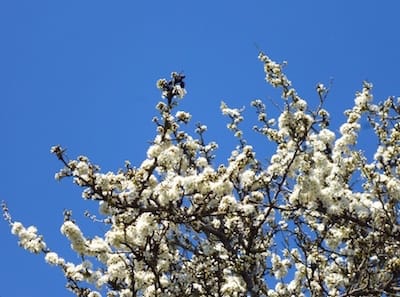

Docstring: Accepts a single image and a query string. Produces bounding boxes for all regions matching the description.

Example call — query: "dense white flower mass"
[4,57,400,297]
[11,222,47,253]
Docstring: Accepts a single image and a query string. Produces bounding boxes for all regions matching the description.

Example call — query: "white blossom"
[221,274,246,296]
[45,252,65,266]
[60,221,86,254]
[11,222,47,253]
[5,53,400,297]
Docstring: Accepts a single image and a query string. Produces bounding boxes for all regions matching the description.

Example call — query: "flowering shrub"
[3,53,400,297]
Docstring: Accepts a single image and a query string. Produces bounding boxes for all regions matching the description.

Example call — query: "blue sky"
[1,1,400,296]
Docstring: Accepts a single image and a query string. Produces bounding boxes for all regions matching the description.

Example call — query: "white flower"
[354,84,373,108]
[212,218,221,229]
[175,111,191,123]
[156,78,167,90]
[120,289,133,297]
[196,157,208,168]
[278,110,291,130]
[221,274,246,296]
[157,145,182,169]
[240,169,255,188]
[107,254,128,280]
[271,254,291,278]
[45,252,65,266]
[174,85,187,98]
[74,160,90,176]
[218,195,237,212]
[134,213,156,246]
[220,101,242,118]
[319,128,336,144]
[386,178,400,200]
[61,221,86,254]
[239,203,255,216]
[294,99,307,111]
[11,222,47,253]
[11,221,23,235]
[87,236,110,255]
[156,179,181,206]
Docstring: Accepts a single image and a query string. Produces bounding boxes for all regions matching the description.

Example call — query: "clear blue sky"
[1,1,400,296]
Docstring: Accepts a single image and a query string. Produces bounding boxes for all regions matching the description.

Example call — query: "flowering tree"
[3,52,400,297]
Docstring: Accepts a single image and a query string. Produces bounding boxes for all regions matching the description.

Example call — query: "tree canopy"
[3,52,400,297]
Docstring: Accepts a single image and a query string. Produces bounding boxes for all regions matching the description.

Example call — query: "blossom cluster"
[4,54,400,297]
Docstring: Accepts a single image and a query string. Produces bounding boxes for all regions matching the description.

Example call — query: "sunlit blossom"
[5,54,400,297]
